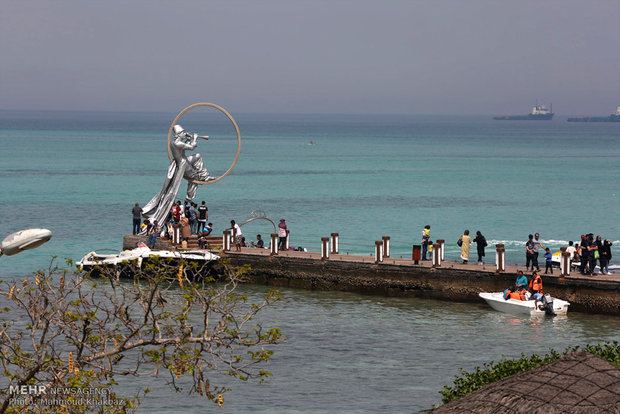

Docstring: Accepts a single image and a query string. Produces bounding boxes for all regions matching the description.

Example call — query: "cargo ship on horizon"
[493,102,554,120]
[567,106,620,122]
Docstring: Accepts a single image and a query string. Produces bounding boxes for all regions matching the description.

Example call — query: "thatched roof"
[432,351,620,413]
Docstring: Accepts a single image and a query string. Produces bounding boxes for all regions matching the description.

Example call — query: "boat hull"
[479,292,570,315]
[567,115,620,122]
[77,247,220,278]
[493,114,554,120]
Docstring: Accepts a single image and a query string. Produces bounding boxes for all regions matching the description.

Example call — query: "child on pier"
[544,248,553,274]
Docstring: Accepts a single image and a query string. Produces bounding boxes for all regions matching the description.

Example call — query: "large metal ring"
[167,103,241,185]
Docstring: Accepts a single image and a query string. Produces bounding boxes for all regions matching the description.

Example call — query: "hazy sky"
[1,0,619,115]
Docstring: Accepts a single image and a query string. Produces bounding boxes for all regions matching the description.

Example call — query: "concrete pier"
[123,235,620,315]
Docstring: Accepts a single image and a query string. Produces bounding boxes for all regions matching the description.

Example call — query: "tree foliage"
[0,258,282,413]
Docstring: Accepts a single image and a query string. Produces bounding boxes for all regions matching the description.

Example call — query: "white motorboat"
[77,245,219,275]
[479,292,570,316]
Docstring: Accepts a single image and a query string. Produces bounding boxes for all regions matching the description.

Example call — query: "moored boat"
[479,292,570,316]
[77,245,220,276]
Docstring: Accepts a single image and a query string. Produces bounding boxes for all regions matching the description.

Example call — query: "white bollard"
[321,237,330,260]
[382,236,390,259]
[375,241,383,264]
[495,244,505,272]
[173,225,181,245]
[560,250,571,276]
[437,239,445,261]
[432,243,441,267]
[270,233,278,255]
[331,233,339,254]
[223,230,231,252]
[284,230,290,251]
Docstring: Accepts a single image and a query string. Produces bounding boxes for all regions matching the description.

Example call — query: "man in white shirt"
[230,220,242,252]
[566,241,576,260]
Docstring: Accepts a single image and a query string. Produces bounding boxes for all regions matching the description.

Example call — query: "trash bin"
[412,245,421,264]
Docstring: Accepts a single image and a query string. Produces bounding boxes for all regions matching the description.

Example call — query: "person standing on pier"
[531,233,544,271]
[473,231,487,265]
[587,234,598,275]
[132,203,143,235]
[421,225,431,260]
[189,202,198,234]
[458,230,471,264]
[599,239,613,275]
[278,219,288,250]
[180,215,191,244]
[579,235,589,274]
[525,234,535,270]
[544,248,553,274]
[172,201,182,223]
[566,241,576,261]
[197,201,208,234]
[231,220,242,252]
[147,220,161,248]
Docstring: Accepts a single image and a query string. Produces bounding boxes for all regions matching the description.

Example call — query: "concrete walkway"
[223,246,620,283]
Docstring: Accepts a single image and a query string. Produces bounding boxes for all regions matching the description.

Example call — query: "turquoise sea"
[1,110,619,412]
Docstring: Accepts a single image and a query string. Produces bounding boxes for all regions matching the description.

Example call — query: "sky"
[1,0,619,115]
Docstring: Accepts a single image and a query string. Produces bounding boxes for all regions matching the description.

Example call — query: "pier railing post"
[330,233,339,254]
[437,239,445,261]
[284,230,290,251]
[270,233,278,255]
[495,243,505,272]
[412,245,421,264]
[223,230,231,252]
[173,224,181,245]
[432,243,441,267]
[382,236,390,259]
[375,241,383,264]
[321,237,330,260]
[560,248,571,276]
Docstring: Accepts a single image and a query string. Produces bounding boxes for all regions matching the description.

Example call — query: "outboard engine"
[539,294,556,316]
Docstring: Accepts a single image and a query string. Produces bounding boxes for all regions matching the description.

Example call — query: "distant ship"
[567,106,620,122]
[493,103,554,120]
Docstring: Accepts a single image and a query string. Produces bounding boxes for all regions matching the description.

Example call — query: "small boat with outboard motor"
[77,244,219,276]
[479,292,570,316]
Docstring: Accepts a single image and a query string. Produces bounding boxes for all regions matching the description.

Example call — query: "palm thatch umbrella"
[431,351,620,413]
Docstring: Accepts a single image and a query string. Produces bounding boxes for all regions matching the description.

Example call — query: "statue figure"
[141,124,214,227]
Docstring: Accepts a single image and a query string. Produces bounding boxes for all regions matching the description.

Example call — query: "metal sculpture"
[141,103,241,227]
[238,207,276,233]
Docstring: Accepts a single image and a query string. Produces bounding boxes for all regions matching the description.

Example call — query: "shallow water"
[130,284,620,413]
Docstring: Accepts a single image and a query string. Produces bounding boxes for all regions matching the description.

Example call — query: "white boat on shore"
[479,292,570,316]
[77,245,219,275]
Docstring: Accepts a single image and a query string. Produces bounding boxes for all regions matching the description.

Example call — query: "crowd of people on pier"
[420,226,613,276]
[131,201,213,248]
[565,234,613,276]
[131,202,301,252]
[130,207,614,275]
